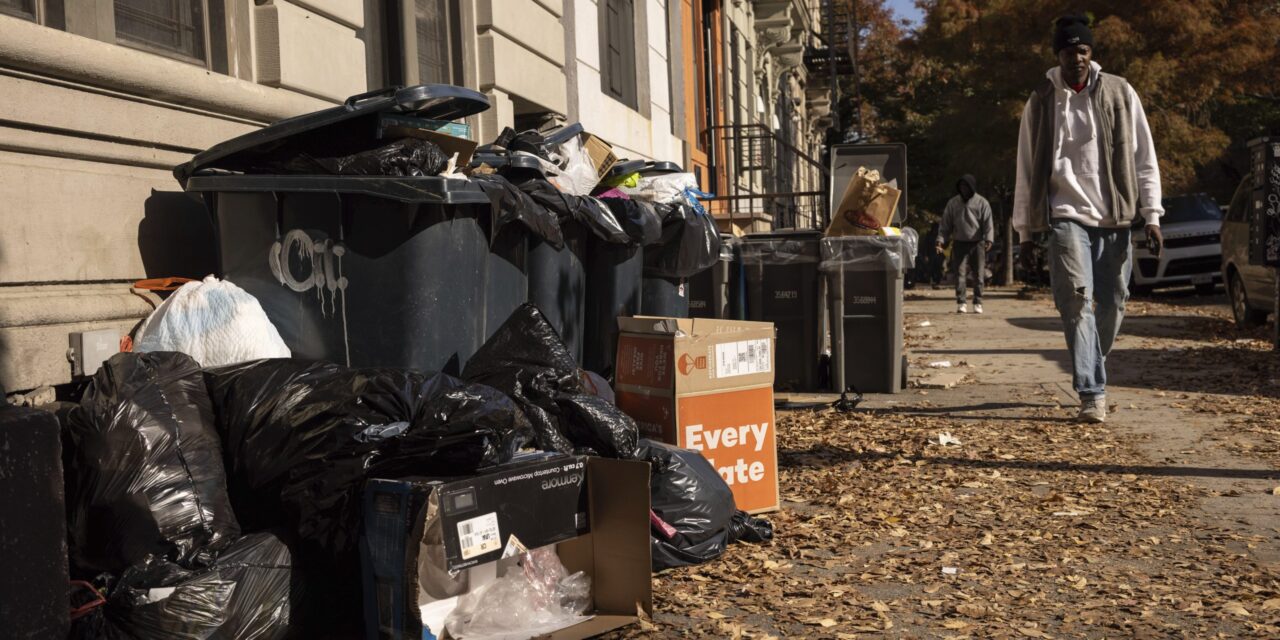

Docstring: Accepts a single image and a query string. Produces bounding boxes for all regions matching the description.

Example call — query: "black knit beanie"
[1053,15,1093,53]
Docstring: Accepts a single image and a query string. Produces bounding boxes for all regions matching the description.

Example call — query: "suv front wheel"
[1229,270,1268,328]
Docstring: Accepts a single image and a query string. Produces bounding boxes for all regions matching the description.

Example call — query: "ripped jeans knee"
[1057,286,1092,318]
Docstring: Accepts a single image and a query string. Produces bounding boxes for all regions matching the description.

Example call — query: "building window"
[599,0,637,109]
[0,0,35,20]
[114,0,208,63]
[386,0,462,86]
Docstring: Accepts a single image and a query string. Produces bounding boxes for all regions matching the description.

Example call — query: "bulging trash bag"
[471,173,564,249]
[602,197,662,246]
[516,177,630,244]
[643,203,723,279]
[621,172,699,204]
[65,352,240,575]
[104,532,295,640]
[261,137,450,177]
[134,276,291,367]
[639,440,773,570]
[463,304,639,459]
[203,360,533,555]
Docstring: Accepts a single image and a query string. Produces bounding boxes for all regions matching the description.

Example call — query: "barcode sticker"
[715,338,772,378]
[457,512,501,560]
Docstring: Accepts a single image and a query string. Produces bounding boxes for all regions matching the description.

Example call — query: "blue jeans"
[1048,219,1131,401]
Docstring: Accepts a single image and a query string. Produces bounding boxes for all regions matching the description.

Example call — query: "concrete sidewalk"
[900,285,1280,557]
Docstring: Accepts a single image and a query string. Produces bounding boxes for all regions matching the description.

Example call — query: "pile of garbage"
[43,92,764,638]
[56,303,766,638]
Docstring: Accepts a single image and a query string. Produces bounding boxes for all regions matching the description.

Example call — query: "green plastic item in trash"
[601,172,641,188]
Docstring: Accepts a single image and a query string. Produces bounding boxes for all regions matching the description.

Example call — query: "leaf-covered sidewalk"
[610,289,1280,638]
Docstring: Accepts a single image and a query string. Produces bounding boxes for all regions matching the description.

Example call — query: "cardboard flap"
[586,458,652,616]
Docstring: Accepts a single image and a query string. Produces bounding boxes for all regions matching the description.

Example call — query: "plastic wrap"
[642,202,724,278]
[602,197,663,246]
[104,532,295,640]
[899,225,920,269]
[740,235,822,266]
[639,440,773,570]
[65,352,240,575]
[260,137,449,177]
[546,134,602,196]
[471,173,565,249]
[443,546,590,638]
[134,276,291,367]
[464,304,640,459]
[203,360,533,555]
[818,235,909,273]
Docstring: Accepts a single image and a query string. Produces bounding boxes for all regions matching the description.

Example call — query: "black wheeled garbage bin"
[641,201,721,318]
[582,198,661,377]
[688,234,741,319]
[822,235,908,394]
[176,85,493,376]
[741,230,825,392]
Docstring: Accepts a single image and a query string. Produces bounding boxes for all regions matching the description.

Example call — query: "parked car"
[1130,194,1223,295]
[1221,173,1276,327]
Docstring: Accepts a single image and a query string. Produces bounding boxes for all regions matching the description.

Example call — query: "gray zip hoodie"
[940,174,994,244]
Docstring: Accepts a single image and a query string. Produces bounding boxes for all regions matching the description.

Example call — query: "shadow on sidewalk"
[780,445,1280,480]
[1006,315,1234,340]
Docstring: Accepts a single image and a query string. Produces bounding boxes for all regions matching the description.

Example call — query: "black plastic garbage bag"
[260,137,449,177]
[464,304,639,459]
[204,360,532,555]
[602,197,662,246]
[104,532,295,640]
[64,352,240,575]
[516,177,630,244]
[639,439,773,570]
[472,172,564,249]
[644,202,723,278]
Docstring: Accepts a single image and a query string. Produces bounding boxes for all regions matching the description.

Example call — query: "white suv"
[1131,194,1223,295]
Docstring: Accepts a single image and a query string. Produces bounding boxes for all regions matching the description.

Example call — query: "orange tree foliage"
[858,0,1280,218]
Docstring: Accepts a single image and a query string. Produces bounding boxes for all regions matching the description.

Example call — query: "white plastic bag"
[620,172,699,204]
[134,276,291,367]
[444,546,591,639]
[546,135,602,196]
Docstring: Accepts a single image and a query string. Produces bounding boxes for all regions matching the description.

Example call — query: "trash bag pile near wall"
[472,172,564,249]
[463,303,640,459]
[644,203,723,279]
[639,439,773,570]
[515,177,631,244]
[64,352,241,575]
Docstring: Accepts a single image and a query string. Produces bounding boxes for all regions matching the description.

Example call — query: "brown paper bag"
[826,167,902,237]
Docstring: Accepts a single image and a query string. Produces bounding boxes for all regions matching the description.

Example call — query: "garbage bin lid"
[742,228,825,241]
[175,84,490,184]
[607,159,647,178]
[470,151,547,172]
[638,161,683,175]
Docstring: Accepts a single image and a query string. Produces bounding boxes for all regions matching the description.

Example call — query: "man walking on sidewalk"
[1013,15,1165,424]
[938,174,994,314]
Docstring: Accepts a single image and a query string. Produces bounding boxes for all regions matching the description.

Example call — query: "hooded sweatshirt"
[1012,61,1163,242]
[940,174,994,245]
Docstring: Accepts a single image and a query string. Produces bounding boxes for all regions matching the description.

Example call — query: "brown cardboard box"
[582,134,618,180]
[614,317,779,514]
[826,167,902,237]
[363,457,652,640]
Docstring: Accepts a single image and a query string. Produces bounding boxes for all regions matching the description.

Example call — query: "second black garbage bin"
[741,230,825,392]
[688,234,741,319]
[641,201,721,318]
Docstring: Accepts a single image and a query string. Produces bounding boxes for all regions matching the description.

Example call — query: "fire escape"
[700,0,834,232]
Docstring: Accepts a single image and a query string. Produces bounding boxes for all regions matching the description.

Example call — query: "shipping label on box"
[615,317,779,513]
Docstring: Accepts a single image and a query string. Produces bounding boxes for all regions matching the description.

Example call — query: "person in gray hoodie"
[1012,15,1165,424]
[937,174,994,314]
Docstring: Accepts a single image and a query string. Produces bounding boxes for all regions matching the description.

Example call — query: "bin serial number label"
[715,339,772,378]
[457,512,501,560]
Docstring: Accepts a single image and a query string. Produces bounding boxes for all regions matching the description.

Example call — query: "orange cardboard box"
[614,317,779,514]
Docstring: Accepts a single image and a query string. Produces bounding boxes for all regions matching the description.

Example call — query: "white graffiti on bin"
[269,228,350,316]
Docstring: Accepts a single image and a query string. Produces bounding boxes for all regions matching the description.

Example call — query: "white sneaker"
[1078,396,1107,423]
[974,303,984,314]
[957,303,968,314]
